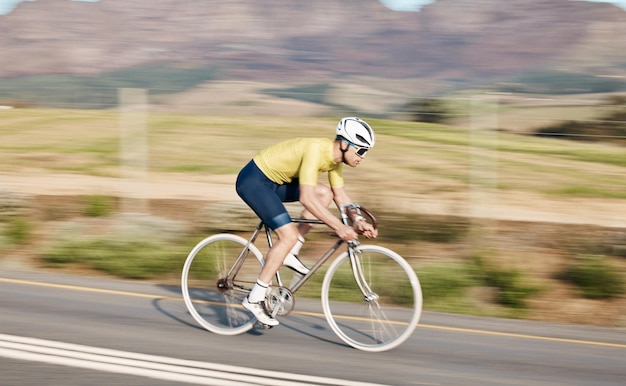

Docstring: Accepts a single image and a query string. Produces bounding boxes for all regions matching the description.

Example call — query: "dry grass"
[1,108,625,225]
[1,107,625,326]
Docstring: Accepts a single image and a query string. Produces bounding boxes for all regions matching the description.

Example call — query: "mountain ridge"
[0,0,624,85]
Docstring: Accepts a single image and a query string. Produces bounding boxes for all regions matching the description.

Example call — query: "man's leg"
[282,183,334,275]
[257,222,299,284]
[236,161,298,325]
[243,222,299,326]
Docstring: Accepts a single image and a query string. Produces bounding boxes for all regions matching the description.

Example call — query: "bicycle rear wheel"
[321,245,422,352]
[181,233,264,335]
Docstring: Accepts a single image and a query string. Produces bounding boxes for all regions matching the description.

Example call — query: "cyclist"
[235,117,378,326]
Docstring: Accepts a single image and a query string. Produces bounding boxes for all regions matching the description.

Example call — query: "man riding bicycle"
[235,117,378,326]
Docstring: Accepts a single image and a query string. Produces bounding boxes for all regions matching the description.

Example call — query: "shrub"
[472,255,540,309]
[418,261,478,302]
[41,237,187,279]
[4,217,33,245]
[84,195,114,217]
[406,98,451,124]
[603,95,626,106]
[559,255,625,299]
[378,213,470,244]
[534,108,626,146]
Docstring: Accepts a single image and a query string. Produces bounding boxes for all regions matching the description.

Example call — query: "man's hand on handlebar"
[353,219,378,239]
[335,224,359,242]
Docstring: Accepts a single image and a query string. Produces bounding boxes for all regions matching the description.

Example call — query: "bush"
[41,237,188,279]
[534,108,626,146]
[84,195,114,217]
[603,95,626,106]
[418,261,478,302]
[4,217,33,245]
[406,98,451,124]
[378,213,470,244]
[559,255,625,299]
[472,255,540,309]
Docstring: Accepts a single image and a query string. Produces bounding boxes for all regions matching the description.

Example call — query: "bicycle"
[181,204,422,352]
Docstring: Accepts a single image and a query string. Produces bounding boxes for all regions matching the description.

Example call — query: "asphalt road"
[1,268,625,386]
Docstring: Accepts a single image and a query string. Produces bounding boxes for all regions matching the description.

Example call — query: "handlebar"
[340,204,378,230]
[358,206,378,230]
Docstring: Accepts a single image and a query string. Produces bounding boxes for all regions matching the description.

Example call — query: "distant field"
[1,108,624,224]
[445,92,618,133]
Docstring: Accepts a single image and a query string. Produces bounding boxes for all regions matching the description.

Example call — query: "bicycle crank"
[264,286,294,317]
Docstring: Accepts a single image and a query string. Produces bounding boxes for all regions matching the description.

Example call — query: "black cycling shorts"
[235,160,300,230]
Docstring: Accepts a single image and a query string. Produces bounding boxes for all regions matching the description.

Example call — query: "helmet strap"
[339,140,350,164]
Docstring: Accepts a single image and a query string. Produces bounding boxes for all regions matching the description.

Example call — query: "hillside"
[0,0,625,86]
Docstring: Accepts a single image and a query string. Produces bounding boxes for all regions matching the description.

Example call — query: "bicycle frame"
[227,204,378,298]
[245,219,345,293]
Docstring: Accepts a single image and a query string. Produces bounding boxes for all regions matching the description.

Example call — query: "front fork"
[347,241,378,303]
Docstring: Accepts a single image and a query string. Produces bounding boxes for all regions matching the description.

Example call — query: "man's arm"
[299,184,358,242]
[331,186,378,239]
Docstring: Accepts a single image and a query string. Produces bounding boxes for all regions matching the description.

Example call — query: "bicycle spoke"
[364,300,401,344]
[322,245,422,352]
[181,234,264,336]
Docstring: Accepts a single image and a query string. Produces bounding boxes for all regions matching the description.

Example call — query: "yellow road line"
[2,277,625,349]
[0,277,180,301]
[417,324,626,348]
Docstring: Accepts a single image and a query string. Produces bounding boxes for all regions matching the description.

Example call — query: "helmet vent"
[355,134,370,146]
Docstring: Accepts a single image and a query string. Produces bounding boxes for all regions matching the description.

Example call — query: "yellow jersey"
[253,138,344,187]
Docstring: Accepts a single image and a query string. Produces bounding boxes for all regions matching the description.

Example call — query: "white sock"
[289,235,305,257]
[248,279,270,303]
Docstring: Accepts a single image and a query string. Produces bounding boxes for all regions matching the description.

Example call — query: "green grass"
[0,107,623,211]
[374,119,626,167]
[543,186,626,199]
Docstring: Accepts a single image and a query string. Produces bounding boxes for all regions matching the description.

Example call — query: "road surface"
[1,268,625,385]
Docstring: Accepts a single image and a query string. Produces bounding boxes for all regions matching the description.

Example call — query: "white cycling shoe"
[242,297,279,327]
[283,253,310,275]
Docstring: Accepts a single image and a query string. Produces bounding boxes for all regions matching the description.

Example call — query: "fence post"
[468,94,499,253]
[118,88,148,215]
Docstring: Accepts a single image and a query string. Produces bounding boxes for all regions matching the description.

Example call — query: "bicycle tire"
[321,245,422,352]
[181,233,264,335]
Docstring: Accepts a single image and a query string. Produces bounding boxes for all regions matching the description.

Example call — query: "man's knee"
[275,223,300,247]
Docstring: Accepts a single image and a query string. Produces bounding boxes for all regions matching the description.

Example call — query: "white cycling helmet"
[335,117,375,148]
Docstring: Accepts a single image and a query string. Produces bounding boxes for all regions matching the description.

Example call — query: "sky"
[1,0,626,15]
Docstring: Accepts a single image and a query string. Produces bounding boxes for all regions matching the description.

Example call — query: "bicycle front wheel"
[181,233,264,335]
[321,245,422,352]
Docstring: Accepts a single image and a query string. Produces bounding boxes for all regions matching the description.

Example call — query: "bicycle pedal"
[256,321,276,329]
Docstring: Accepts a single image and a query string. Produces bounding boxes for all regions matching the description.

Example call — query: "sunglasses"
[346,141,369,157]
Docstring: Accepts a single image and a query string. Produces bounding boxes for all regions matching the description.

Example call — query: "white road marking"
[0,334,388,386]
